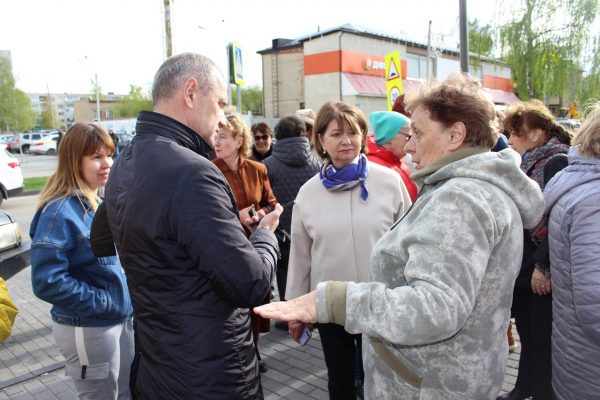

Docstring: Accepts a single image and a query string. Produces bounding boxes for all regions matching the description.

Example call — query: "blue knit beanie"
[369,111,410,145]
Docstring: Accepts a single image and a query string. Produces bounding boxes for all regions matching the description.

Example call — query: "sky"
[0,0,504,96]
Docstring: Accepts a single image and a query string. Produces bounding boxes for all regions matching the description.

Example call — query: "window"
[406,53,429,80]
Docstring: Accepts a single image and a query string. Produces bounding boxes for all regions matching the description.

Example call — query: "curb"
[13,189,41,197]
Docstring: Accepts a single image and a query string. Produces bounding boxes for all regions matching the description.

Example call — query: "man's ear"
[183,78,198,108]
[448,121,467,150]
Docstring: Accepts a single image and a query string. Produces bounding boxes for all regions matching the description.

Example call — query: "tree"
[579,34,600,106]
[39,102,58,129]
[0,57,35,132]
[469,19,494,71]
[499,0,599,101]
[231,85,263,115]
[115,85,152,118]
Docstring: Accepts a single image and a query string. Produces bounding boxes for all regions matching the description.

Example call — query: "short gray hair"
[151,53,223,105]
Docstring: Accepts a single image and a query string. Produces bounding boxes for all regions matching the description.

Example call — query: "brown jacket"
[213,158,277,215]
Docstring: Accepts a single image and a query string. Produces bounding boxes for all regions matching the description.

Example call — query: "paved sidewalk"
[1,266,521,399]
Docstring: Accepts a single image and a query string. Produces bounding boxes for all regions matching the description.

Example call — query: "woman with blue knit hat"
[367,111,418,201]
[285,101,412,399]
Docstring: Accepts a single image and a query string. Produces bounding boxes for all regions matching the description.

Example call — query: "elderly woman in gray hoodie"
[255,74,544,400]
[544,102,600,400]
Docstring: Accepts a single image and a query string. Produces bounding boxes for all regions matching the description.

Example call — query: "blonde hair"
[38,123,115,212]
[224,107,252,158]
[573,101,600,157]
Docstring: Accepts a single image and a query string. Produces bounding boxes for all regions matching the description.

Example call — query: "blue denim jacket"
[30,195,133,327]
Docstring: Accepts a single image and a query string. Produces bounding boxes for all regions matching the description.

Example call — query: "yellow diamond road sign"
[385,51,403,111]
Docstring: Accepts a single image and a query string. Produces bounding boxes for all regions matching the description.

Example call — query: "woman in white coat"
[285,101,411,399]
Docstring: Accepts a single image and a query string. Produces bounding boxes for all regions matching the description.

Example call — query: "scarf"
[319,154,369,201]
[520,136,569,189]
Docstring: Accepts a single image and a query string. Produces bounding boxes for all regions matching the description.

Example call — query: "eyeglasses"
[254,135,270,142]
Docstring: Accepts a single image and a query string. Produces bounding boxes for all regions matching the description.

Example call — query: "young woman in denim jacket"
[31,123,134,399]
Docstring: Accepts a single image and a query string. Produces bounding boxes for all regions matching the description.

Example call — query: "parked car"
[29,133,59,155]
[9,131,57,154]
[0,134,14,146]
[0,209,21,252]
[557,118,582,131]
[0,145,24,207]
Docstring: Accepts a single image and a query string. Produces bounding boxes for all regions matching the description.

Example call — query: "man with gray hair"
[96,53,281,399]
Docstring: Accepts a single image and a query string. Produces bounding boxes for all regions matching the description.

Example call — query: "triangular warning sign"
[387,59,400,81]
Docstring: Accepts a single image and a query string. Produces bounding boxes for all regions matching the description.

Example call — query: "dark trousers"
[275,243,289,301]
[512,287,553,399]
[318,323,361,400]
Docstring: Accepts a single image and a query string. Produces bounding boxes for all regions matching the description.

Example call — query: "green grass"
[24,177,49,191]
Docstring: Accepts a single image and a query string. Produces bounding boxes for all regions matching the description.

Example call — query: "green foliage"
[499,0,599,103]
[39,102,59,129]
[469,19,494,70]
[24,176,49,191]
[115,85,153,118]
[0,58,35,132]
[231,85,263,115]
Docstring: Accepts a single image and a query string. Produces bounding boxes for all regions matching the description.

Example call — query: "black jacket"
[263,137,319,237]
[102,111,278,399]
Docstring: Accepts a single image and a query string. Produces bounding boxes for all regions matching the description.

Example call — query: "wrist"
[535,263,551,278]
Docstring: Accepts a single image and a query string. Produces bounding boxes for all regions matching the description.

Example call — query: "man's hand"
[239,205,260,231]
[256,203,283,232]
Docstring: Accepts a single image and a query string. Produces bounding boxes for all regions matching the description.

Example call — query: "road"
[11,153,57,178]
[2,194,38,240]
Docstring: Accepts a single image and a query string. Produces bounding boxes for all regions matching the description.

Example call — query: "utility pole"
[426,20,432,81]
[459,0,469,73]
[164,0,172,58]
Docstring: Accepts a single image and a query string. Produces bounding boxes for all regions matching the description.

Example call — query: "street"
[12,153,57,179]
[2,194,38,240]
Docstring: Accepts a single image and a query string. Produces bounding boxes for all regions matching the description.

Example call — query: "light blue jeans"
[53,319,134,400]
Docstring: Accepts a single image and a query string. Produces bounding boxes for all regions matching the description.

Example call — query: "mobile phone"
[295,326,312,346]
[248,208,260,228]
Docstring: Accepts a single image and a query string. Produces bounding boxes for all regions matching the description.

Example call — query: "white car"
[29,133,58,155]
[0,209,22,252]
[0,145,24,207]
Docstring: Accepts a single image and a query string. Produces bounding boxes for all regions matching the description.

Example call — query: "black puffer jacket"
[104,111,278,399]
[263,137,319,234]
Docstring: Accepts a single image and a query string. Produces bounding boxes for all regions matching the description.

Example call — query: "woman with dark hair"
[256,74,544,399]
[30,123,134,399]
[498,99,572,400]
[263,115,319,307]
[250,121,274,161]
[213,108,277,373]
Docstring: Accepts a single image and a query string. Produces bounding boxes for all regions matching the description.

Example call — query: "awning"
[343,73,521,105]
[343,73,426,96]
[483,88,520,104]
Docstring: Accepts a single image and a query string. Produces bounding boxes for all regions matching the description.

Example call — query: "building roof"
[259,23,508,65]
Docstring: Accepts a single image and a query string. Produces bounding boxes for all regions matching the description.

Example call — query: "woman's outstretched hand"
[254,291,318,324]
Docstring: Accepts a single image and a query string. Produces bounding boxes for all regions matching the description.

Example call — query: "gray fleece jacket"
[316,148,543,399]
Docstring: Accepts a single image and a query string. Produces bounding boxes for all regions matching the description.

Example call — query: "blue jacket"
[30,195,133,327]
